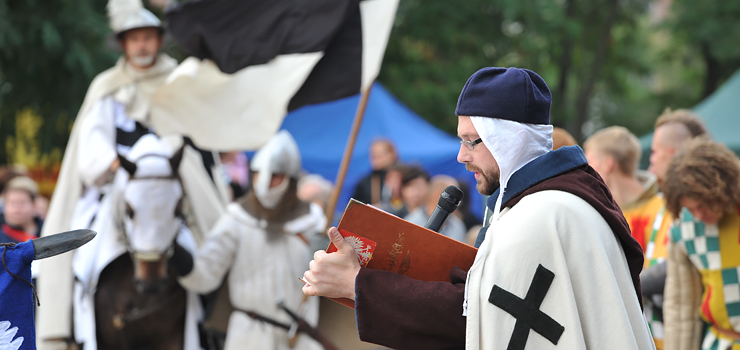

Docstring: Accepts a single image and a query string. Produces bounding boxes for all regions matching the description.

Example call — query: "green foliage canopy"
[0,0,116,164]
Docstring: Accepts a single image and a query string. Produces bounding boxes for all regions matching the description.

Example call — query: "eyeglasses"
[460,138,483,151]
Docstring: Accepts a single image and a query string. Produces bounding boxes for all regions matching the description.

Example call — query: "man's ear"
[604,156,617,173]
[118,154,137,176]
[666,146,678,159]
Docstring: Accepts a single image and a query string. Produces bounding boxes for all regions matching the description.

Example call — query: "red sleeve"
[354,266,467,350]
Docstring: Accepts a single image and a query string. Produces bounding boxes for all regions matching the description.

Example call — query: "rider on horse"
[35,0,228,348]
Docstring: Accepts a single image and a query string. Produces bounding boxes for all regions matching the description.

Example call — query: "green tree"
[379,0,652,140]
[377,0,732,142]
[662,0,740,98]
[0,0,117,165]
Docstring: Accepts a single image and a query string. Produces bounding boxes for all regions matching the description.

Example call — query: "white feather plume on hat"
[107,0,161,35]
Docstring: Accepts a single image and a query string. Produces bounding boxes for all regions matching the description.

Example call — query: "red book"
[328,199,478,308]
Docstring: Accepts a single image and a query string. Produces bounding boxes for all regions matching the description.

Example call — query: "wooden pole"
[324,84,374,231]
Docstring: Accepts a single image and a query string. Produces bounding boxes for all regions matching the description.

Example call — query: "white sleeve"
[178,215,239,294]
[77,97,118,187]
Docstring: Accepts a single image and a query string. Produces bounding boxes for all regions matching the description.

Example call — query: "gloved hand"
[171,242,194,277]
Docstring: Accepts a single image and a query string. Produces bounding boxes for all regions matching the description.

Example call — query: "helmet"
[108,0,162,37]
[250,131,302,208]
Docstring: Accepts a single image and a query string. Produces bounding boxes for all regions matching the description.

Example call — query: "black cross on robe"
[488,264,564,350]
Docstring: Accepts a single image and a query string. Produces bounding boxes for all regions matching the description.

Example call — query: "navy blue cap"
[455,67,551,125]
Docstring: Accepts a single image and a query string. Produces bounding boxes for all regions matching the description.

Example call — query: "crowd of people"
[582,108,740,350]
[348,139,483,245]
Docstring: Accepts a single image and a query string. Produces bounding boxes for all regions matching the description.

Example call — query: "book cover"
[328,199,478,308]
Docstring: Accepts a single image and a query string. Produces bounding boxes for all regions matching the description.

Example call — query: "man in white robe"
[36,3,226,348]
[302,67,654,350]
[174,131,326,350]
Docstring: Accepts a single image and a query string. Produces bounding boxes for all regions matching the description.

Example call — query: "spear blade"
[32,229,97,260]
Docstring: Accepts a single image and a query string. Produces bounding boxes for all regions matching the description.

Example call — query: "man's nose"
[457,146,470,164]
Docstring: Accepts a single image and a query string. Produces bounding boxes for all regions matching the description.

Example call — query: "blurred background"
[1,0,739,199]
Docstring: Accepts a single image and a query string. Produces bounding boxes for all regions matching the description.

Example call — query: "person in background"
[584,125,669,348]
[662,138,740,350]
[399,165,429,215]
[37,4,228,346]
[298,174,334,251]
[174,131,325,350]
[404,175,467,242]
[379,163,409,217]
[552,126,577,150]
[0,167,21,214]
[352,139,398,206]
[639,108,708,349]
[584,126,659,212]
[220,151,250,201]
[649,108,708,187]
[1,176,43,244]
[35,195,50,220]
[298,174,334,211]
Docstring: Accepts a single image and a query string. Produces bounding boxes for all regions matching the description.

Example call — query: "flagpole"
[324,83,374,231]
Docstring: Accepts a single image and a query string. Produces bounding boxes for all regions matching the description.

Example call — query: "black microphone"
[424,185,464,232]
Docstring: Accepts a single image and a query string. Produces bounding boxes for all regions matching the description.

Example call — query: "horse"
[71,135,202,350]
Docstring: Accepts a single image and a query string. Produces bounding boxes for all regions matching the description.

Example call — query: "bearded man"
[302,67,654,350]
[36,2,227,348]
[174,131,326,350]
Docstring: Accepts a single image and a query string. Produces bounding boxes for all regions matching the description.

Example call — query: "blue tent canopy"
[278,83,484,220]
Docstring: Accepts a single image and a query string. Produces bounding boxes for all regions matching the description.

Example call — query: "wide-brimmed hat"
[109,0,162,37]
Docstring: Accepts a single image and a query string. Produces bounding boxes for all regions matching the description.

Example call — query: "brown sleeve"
[354,266,467,350]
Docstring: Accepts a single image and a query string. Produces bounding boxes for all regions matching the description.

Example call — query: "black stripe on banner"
[165,0,354,74]
[288,1,363,111]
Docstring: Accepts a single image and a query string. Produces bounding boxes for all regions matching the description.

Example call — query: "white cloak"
[179,202,326,350]
[36,56,228,349]
[465,190,655,350]
[71,182,203,350]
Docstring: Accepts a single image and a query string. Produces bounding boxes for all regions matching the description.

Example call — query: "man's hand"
[302,227,361,300]
[110,157,121,172]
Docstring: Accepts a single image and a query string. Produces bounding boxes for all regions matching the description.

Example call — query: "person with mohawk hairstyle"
[35,1,227,349]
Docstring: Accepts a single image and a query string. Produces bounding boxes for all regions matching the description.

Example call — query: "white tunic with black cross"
[465,190,655,350]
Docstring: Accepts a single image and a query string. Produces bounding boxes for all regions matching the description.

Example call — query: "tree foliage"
[662,0,740,98]
[0,0,739,167]
[378,0,740,141]
[0,0,117,165]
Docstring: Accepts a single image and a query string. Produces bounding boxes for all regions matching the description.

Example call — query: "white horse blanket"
[71,172,202,350]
